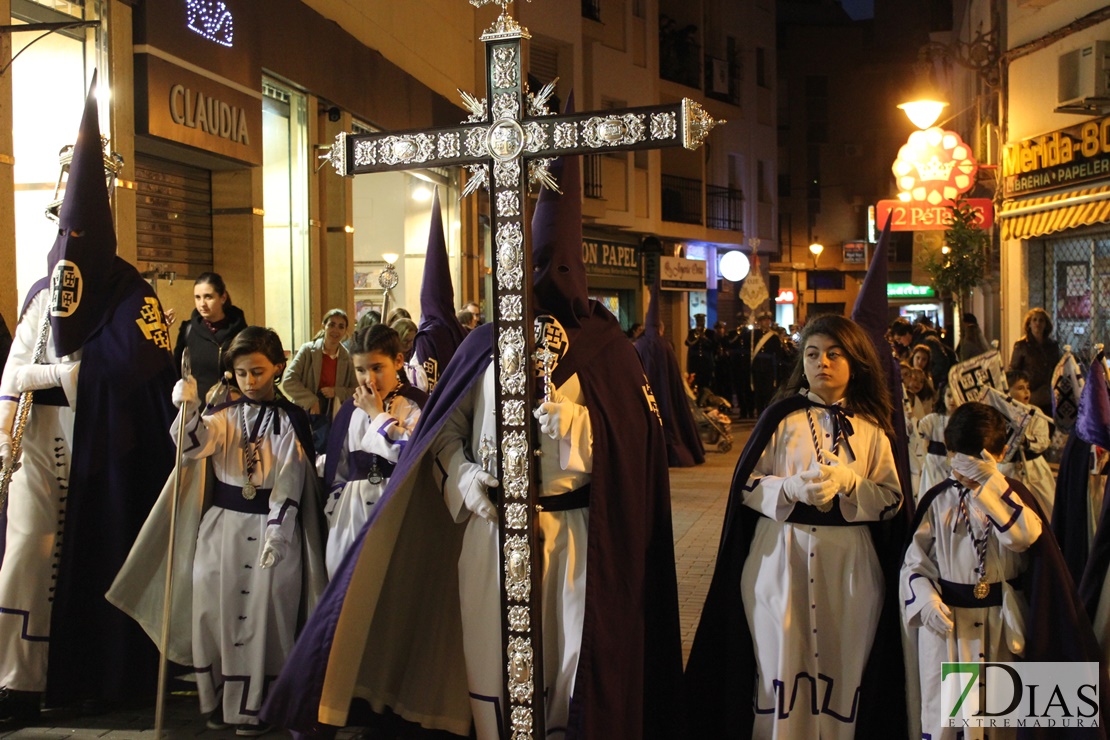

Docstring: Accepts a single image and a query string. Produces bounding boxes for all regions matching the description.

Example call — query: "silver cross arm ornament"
[326,98,721,181]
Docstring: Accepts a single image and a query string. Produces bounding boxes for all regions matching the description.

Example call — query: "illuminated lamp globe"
[808,243,824,258]
[898,99,948,130]
[382,252,399,265]
[719,250,751,282]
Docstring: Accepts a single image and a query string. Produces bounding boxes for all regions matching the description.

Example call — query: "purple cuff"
[377,417,400,444]
[267,498,301,526]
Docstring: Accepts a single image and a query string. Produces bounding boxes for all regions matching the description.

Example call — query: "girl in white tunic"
[999,371,1056,517]
[324,324,424,577]
[741,315,902,740]
[917,384,959,500]
[171,327,308,736]
[902,403,1042,740]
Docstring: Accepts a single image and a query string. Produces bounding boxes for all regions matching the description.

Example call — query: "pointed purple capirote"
[532,94,590,328]
[47,71,119,358]
[1076,354,1110,450]
[645,269,663,332]
[635,274,705,467]
[411,187,466,388]
[850,214,913,507]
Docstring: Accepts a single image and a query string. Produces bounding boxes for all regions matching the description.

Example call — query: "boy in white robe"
[916,384,959,500]
[171,327,310,736]
[902,402,1043,740]
[999,370,1055,517]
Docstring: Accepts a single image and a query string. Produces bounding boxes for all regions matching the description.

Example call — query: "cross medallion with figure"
[324,1,721,735]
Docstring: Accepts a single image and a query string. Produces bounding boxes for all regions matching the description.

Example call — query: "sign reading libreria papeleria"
[1003,114,1110,197]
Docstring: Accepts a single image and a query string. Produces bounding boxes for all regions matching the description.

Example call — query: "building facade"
[1,0,773,359]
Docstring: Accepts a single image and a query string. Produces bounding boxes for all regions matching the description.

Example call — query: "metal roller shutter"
[135,155,213,279]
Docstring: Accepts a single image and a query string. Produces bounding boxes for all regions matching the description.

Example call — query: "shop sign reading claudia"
[1002,114,1110,197]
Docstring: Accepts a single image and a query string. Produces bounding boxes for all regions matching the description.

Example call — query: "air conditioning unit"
[1058,41,1110,108]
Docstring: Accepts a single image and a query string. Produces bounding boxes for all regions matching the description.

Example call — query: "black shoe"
[206,707,231,730]
[0,687,41,724]
[236,721,272,736]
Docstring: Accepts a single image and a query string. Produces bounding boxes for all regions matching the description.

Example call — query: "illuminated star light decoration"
[891,127,978,205]
[186,0,235,48]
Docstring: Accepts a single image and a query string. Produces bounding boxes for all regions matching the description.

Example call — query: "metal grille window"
[584,154,603,199]
[1038,231,1110,364]
[135,156,213,279]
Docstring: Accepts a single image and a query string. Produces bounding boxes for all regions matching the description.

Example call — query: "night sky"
[840,0,874,20]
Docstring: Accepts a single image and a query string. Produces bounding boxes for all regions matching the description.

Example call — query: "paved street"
[1,422,750,739]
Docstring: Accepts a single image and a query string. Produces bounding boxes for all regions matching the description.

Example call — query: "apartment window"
[756,47,769,88]
[757,160,771,204]
[583,0,601,21]
[805,75,828,144]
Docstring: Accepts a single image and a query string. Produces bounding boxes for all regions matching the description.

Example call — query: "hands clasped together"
[781,451,859,508]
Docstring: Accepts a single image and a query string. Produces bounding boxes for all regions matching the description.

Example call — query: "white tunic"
[998,411,1055,518]
[740,394,902,740]
[324,396,421,578]
[916,412,951,501]
[174,401,307,725]
[901,476,1042,740]
[904,388,925,496]
[0,290,79,691]
[434,363,593,740]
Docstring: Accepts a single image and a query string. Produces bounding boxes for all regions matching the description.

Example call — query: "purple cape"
[1052,433,1106,585]
[634,333,704,467]
[914,477,1109,739]
[264,304,683,739]
[1079,461,1110,619]
[1052,356,1110,583]
[685,394,910,739]
[10,262,177,707]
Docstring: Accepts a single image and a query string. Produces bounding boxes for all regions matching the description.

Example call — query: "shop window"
[10,4,96,301]
[1042,233,1110,365]
[263,79,312,348]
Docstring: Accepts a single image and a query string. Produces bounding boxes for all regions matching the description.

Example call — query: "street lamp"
[808,242,824,318]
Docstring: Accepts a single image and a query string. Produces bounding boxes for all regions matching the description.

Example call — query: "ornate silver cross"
[325,3,721,736]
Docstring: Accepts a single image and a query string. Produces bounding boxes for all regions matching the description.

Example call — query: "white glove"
[14,362,79,393]
[533,399,580,440]
[920,599,954,637]
[172,377,199,408]
[259,535,289,568]
[781,467,837,507]
[817,456,859,496]
[460,463,498,522]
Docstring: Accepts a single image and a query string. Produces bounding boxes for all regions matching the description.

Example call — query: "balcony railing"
[659,17,701,89]
[582,0,601,21]
[662,174,702,225]
[707,185,743,231]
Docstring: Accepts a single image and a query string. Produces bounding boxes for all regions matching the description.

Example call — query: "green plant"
[918,198,990,313]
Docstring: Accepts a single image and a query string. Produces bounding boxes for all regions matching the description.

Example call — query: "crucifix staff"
[324,2,721,735]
